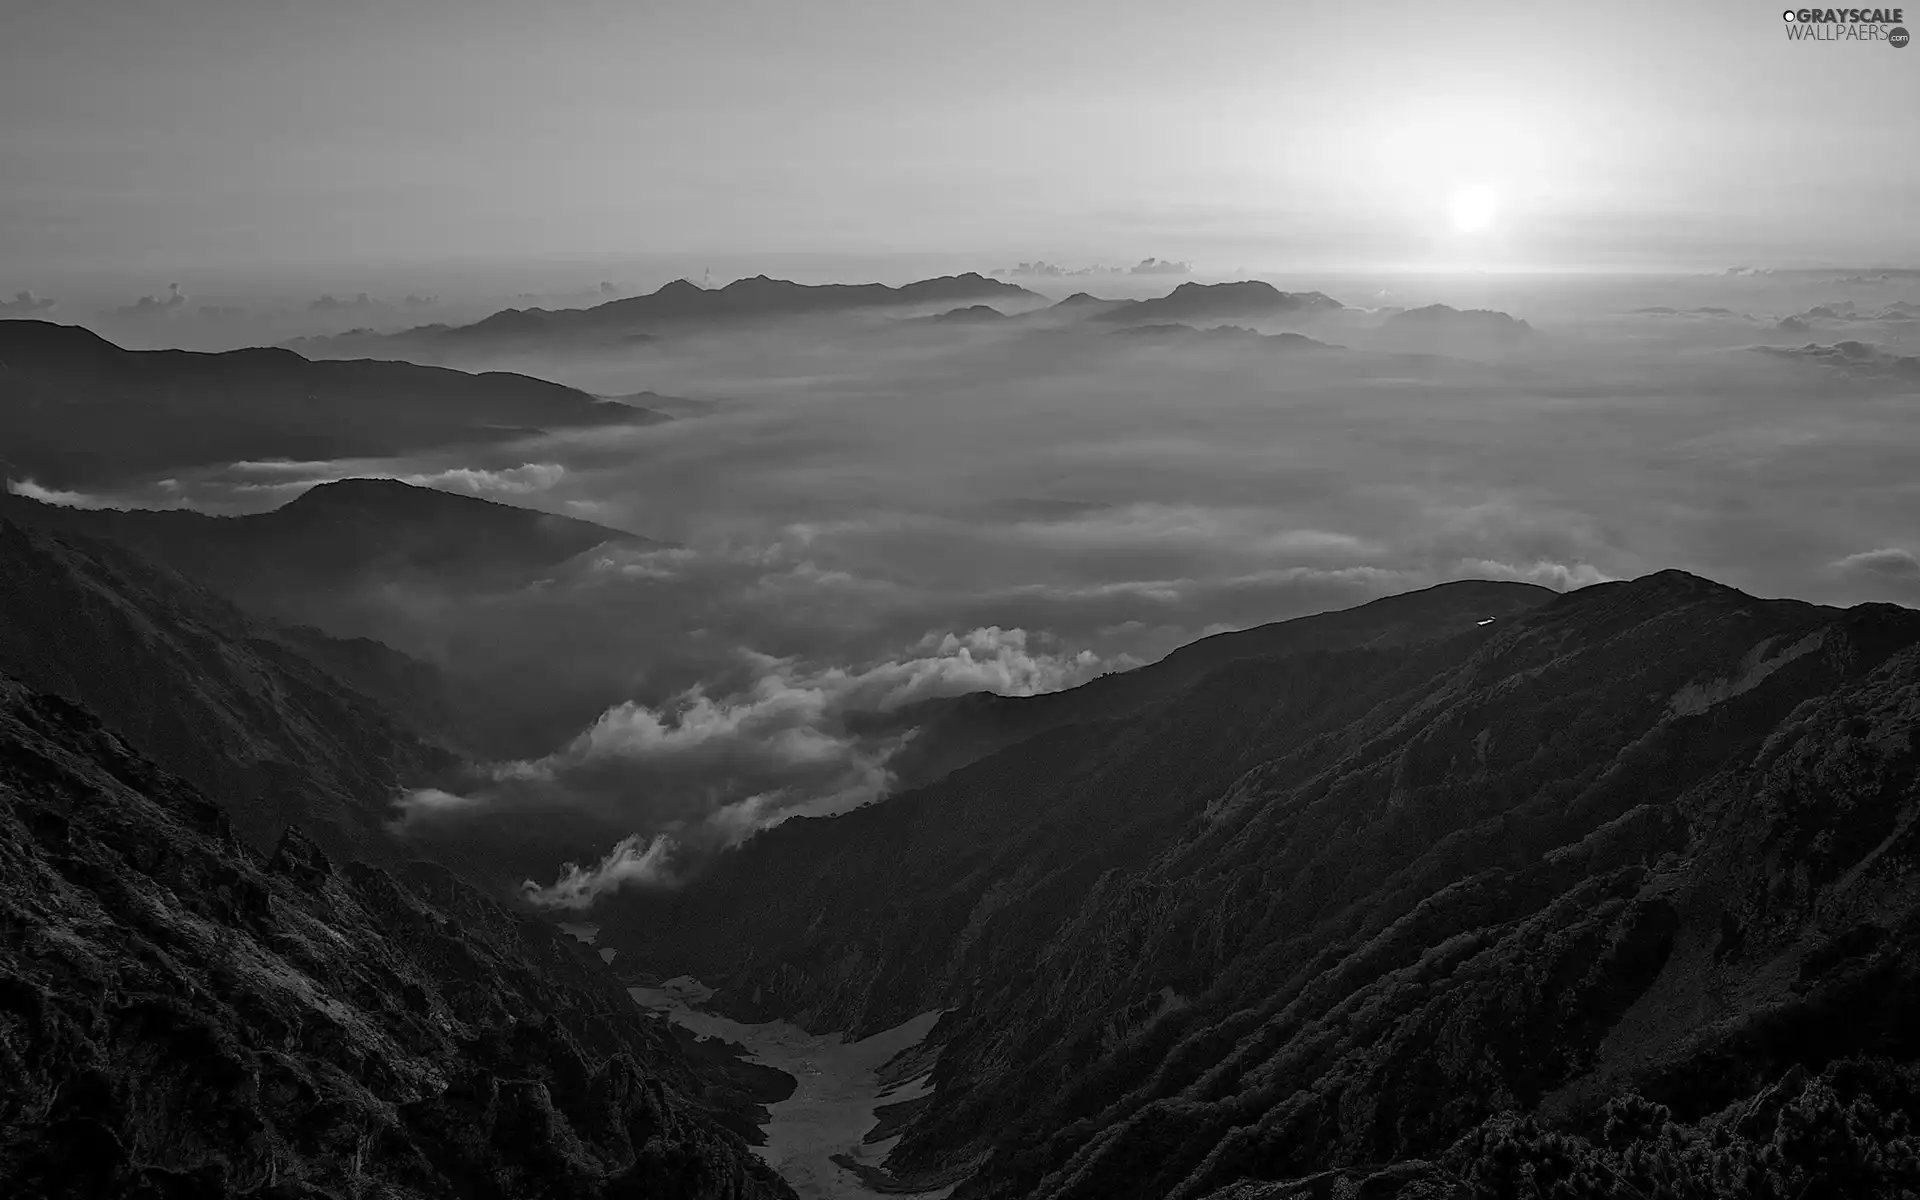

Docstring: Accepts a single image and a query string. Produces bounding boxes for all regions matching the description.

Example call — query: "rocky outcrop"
[1374,305,1534,355]
[1091,282,1344,324]
[0,674,793,1199]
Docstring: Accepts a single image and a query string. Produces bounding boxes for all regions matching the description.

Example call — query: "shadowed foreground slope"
[0,513,454,858]
[0,674,793,1199]
[614,572,1920,1198]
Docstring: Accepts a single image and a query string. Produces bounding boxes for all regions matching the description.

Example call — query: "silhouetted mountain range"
[610,570,1920,1198]
[2,479,667,766]
[0,671,793,1199]
[927,305,1012,324]
[1757,340,1920,380]
[0,478,652,630]
[0,320,652,488]
[1089,282,1346,325]
[1374,304,1535,353]
[290,273,1043,360]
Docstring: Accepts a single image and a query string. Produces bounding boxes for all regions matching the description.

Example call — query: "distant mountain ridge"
[1758,339,1920,380]
[927,304,1012,323]
[1090,281,1346,325]
[1374,303,1535,352]
[1,478,664,766]
[0,319,649,487]
[290,272,1044,360]
[0,477,652,625]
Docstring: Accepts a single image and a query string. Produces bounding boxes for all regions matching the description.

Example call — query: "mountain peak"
[1596,568,1746,602]
[1170,279,1279,296]
[0,318,122,369]
[1640,566,1732,588]
[281,476,448,509]
[1101,280,1346,323]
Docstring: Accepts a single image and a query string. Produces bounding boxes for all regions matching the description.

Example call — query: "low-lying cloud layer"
[36,269,1918,905]
[398,625,1119,907]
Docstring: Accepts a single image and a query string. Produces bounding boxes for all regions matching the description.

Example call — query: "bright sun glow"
[1450,184,1501,234]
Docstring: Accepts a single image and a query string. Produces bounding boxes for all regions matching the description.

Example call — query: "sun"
[1449,184,1501,235]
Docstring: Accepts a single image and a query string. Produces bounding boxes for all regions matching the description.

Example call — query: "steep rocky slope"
[0,514,453,857]
[0,673,793,1198]
[876,579,1555,791]
[612,572,1920,1198]
[290,273,1043,361]
[2,480,658,762]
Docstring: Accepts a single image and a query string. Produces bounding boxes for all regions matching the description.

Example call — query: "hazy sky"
[4,0,1916,282]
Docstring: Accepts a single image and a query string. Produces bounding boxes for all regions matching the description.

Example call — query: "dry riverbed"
[630,977,955,1200]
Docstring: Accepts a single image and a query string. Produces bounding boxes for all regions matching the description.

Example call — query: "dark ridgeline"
[0,476,665,765]
[609,570,1920,1199]
[288,272,1045,360]
[928,305,1014,324]
[0,319,665,491]
[1371,304,1537,356]
[1756,340,1920,380]
[1108,325,1341,351]
[0,476,657,630]
[1085,281,1346,324]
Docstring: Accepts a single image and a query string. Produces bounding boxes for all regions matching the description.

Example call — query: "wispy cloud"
[0,290,56,315]
[413,625,1117,906]
[104,283,186,317]
[1834,547,1920,579]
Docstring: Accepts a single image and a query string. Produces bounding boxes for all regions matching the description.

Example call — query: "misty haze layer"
[10,269,1915,902]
